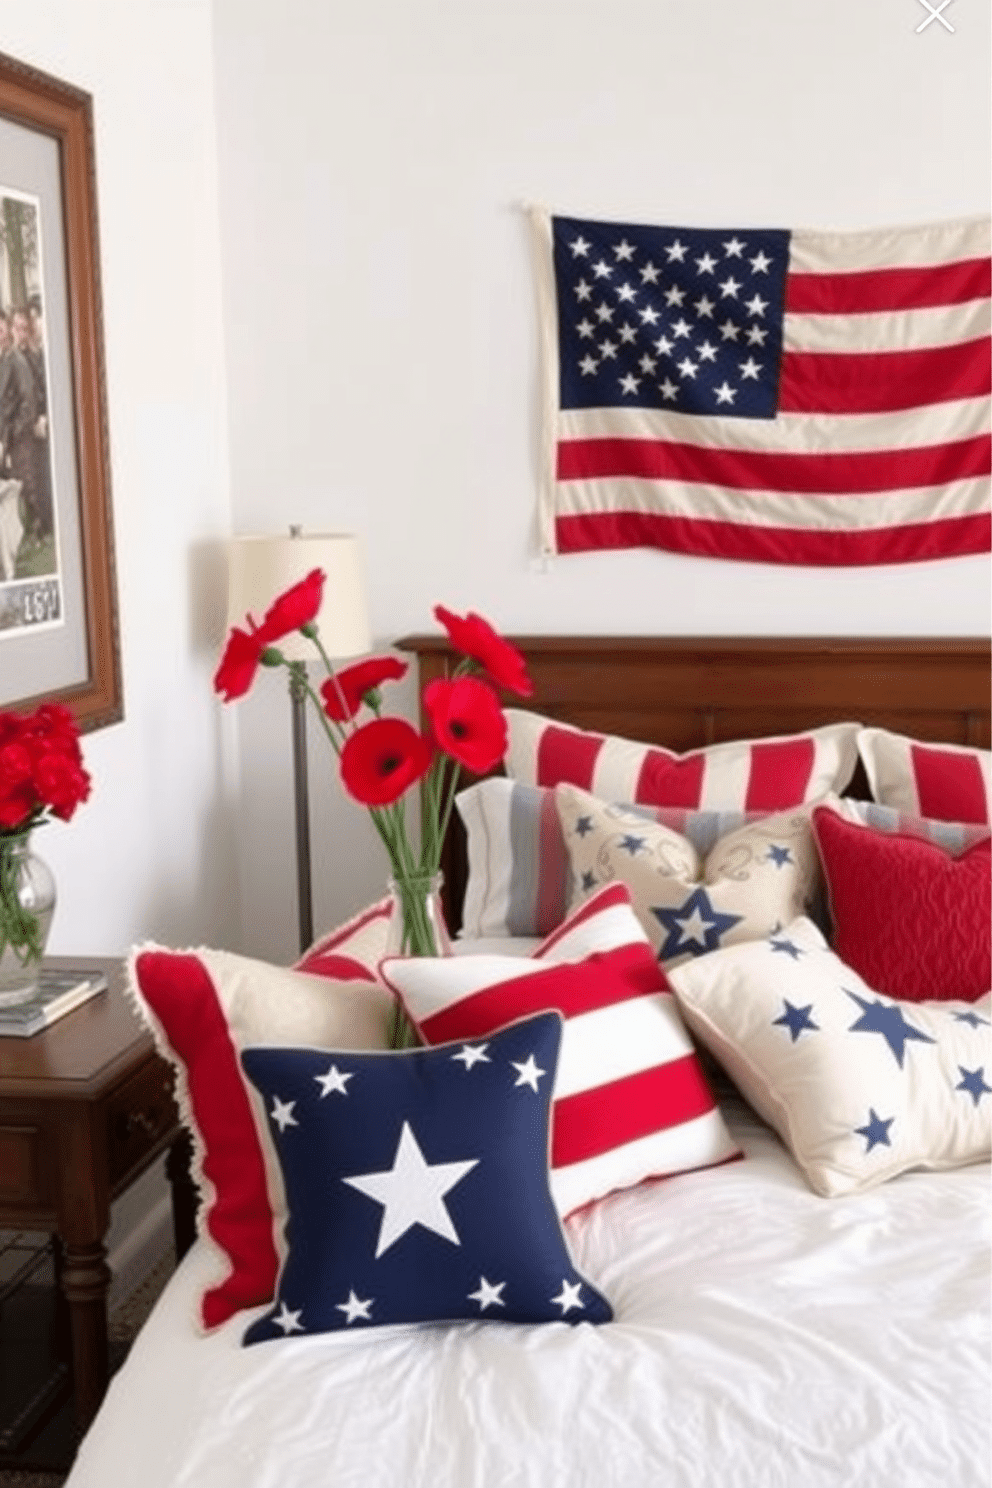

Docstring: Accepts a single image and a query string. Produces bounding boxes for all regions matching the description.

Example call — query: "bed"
[65,635,991,1488]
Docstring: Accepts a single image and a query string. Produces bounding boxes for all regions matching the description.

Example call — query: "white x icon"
[916,0,954,32]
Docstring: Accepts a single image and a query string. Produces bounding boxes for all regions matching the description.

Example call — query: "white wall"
[0,0,236,957]
[211,0,992,961]
[0,2,988,965]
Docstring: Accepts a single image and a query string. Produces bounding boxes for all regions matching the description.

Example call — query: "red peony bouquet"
[0,703,91,970]
[214,570,533,955]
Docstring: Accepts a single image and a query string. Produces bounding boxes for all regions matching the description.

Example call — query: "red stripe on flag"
[780,339,991,415]
[536,721,604,789]
[745,736,815,810]
[557,435,991,494]
[554,510,992,567]
[416,945,666,1045]
[911,743,989,825]
[635,749,705,807]
[551,1055,716,1167]
[785,256,992,314]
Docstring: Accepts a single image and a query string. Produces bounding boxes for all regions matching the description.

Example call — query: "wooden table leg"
[165,1129,199,1260]
[60,1237,112,1433]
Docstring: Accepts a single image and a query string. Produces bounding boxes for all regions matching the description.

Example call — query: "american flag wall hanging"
[530,208,991,566]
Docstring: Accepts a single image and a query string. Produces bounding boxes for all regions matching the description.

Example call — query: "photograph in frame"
[0,50,120,731]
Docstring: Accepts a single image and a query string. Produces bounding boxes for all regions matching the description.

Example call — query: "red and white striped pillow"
[857,728,991,826]
[380,883,739,1218]
[505,709,859,812]
[128,897,394,1330]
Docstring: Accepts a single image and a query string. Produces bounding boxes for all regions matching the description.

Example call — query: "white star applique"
[315,1064,353,1098]
[273,1301,304,1334]
[452,1043,490,1070]
[552,1280,585,1315]
[512,1054,546,1092]
[469,1276,506,1311]
[336,1290,374,1324]
[270,1097,298,1133]
[342,1122,478,1258]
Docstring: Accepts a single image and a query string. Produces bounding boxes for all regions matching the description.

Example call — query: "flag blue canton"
[552,214,790,417]
[240,1012,612,1343]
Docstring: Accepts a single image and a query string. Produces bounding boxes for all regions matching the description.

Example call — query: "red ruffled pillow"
[812,806,991,1003]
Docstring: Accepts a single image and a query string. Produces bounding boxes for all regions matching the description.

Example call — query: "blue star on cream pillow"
[554,783,821,968]
[240,1011,612,1341]
[667,916,992,1197]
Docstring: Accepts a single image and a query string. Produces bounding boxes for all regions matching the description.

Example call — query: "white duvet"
[67,1092,990,1488]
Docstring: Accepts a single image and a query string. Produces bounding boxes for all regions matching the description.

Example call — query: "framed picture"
[0,49,120,731]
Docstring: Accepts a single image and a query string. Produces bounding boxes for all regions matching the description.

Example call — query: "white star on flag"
[552,1280,585,1314]
[512,1055,547,1092]
[469,1276,507,1310]
[452,1043,490,1070]
[315,1064,353,1098]
[270,1097,298,1132]
[342,1121,478,1258]
[336,1290,374,1324]
[273,1302,304,1334]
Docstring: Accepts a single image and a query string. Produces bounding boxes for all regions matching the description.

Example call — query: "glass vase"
[0,832,57,1007]
[385,871,449,1047]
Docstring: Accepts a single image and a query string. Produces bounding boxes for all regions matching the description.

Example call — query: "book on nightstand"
[0,967,108,1037]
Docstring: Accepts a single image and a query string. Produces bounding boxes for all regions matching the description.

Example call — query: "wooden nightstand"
[0,956,194,1438]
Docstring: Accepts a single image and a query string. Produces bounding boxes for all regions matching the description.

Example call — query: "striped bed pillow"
[380,882,740,1219]
[457,776,760,939]
[857,728,991,826]
[504,709,860,812]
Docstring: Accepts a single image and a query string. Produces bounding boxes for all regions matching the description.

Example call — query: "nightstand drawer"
[106,1058,177,1187]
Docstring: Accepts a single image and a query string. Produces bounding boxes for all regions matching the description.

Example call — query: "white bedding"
[67,1091,991,1488]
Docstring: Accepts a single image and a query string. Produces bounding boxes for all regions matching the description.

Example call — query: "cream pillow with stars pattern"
[554,783,820,969]
[668,916,991,1197]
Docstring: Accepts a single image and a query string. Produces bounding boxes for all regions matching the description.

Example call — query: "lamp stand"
[288,668,313,955]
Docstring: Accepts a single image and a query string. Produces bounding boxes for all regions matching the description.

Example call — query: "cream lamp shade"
[225,529,371,663]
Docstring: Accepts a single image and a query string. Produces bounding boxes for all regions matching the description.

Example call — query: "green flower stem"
[0,833,45,966]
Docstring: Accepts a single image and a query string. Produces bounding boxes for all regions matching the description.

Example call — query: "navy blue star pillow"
[240,1011,612,1342]
[668,916,991,1197]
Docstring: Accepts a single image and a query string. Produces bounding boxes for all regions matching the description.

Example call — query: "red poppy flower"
[340,718,432,807]
[423,676,508,775]
[214,626,267,702]
[214,569,326,702]
[433,605,533,698]
[321,656,408,722]
[257,568,324,643]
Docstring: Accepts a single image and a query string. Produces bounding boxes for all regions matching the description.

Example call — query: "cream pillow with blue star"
[667,916,991,1197]
[239,1011,612,1342]
[554,783,820,969]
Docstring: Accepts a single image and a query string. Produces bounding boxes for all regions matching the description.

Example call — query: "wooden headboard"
[398,635,991,931]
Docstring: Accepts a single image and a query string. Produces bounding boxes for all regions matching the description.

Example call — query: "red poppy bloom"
[321,656,408,722]
[423,676,508,775]
[258,568,324,643]
[213,626,266,702]
[214,568,327,702]
[340,718,432,807]
[434,605,533,698]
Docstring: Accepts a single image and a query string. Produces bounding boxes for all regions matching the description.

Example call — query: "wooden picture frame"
[0,49,120,731]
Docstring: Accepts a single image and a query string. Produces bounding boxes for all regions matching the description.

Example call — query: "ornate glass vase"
[0,832,57,1007]
[385,871,449,1046]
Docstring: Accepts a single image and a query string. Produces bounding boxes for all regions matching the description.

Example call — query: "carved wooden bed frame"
[398,635,991,932]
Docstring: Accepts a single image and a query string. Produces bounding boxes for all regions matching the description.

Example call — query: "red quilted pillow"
[812,806,991,1003]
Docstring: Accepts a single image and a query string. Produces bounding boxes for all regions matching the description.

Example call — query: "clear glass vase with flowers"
[0,703,91,1003]
[214,572,532,1040]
